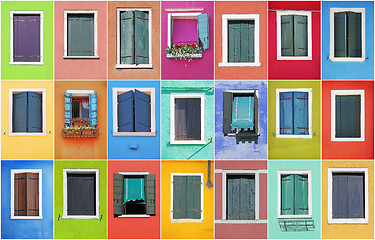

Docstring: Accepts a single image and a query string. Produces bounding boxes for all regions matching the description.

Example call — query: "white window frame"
[329,8,366,62]
[328,168,369,224]
[275,88,313,138]
[112,87,156,136]
[170,173,203,223]
[9,88,47,136]
[10,11,44,65]
[277,170,312,219]
[276,11,312,60]
[116,8,153,68]
[63,10,98,59]
[331,90,365,142]
[62,169,99,219]
[219,14,260,67]
[11,169,43,219]
[170,92,205,145]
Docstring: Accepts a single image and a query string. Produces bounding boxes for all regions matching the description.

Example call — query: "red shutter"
[26,173,39,216]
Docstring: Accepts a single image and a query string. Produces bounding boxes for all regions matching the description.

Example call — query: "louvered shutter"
[281,174,294,215]
[247,21,255,62]
[13,92,28,132]
[347,174,365,218]
[281,15,294,56]
[198,13,209,50]
[145,174,156,215]
[89,93,98,126]
[334,12,347,57]
[348,12,362,58]
[134,90,151,132]
[228,21,240,62]
[113,174,124,215]
[187,176,201,219]
[14,173,27,216]
[293,92,309,135]
[67,14,95,56]
[120,11,135,64]
[335,95,361,138]
[26,173,39,216]
[118,90,134,132]
[294,15,308,56]
[173,176,187,219]
[67,174,96,216]
[294,174,308,215]
[279,92,293,135]
[27,92,42,133]
[64,92,72,125]
[134,11,149,64]
[26,15,41,62]
[223,92,233,135]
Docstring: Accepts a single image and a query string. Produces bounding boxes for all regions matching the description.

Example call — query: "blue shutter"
[134,90,151,132]
[198,13,209,50]
[89,93,98,126]
[27,92,42,133]
[332,174,348,218]
[347,174,365,218]
[64,92,72,125]
[294,174,309,215]
[13,92,28,132]
[118,90,134,132]
[293,92,309,135]
[279,92,293,134]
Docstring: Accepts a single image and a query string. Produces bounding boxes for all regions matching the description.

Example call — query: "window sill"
[171,218,203,223]
[11,216,43,220]
[113,132,156,137]
[215,219,267,224]
[328,218,368,224]
[118,214,150,218]
[277,215,312,219]
[218,62,261,67]
[277,56,312,61]
[276,134,312,139]
[166,53,202,59]
[170,139,206,145]
[9,132,46,136]
[331,137,365,142]
[116,64,153,69]
[329,57,365,62]
[9,62,44,65]
[61,215,99,219]
[63,56,100,59]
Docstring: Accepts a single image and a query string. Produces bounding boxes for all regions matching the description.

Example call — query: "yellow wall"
[161,160,214,239]
[1,81,54,159]
[322,160,374,239]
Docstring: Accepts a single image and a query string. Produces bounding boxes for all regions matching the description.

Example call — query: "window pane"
[67,173,96,216]
[335,95,361,138]
[175,98,201,140]
[124,176,145,214]
[231,95,254,131]
[67,14,95,56]
[228,20,255,63]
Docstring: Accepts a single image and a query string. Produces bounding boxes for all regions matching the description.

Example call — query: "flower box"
[62,128,99,138]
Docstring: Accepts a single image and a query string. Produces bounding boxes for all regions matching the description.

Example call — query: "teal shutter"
[223,92,233,135]
[348,12,362,57]
[145,174,156,215]
[13,92,28,132]
[67,14,95,56]
[173,176,187,219]
[187,176,201,219]
[89,93,98,126]
[334,12,347,57]
[335,95,361,138]
[293,92,309,135]
[228,21,240,62]
[198,13,209,50]
[228,20,254,63]
[134,10,149,64]
[247,21,255,62]
[281,15,294,56]
[279,92,293,134]
[27,92,42,133]
[113,174,124,215]
[294,174,309,215]
[254,93,258,133]
[118,90,134,132]
[281,174,294,215]
[120,11,135,64]
[294,15,308,56]
[64,92,72,125]
[134,90,151,132]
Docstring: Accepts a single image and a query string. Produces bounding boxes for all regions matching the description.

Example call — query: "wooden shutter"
[13,92,28,132]
[294,15,308,56]
[27,92,42,133]
[347,12,362,58]
[281,15,294,56]
[198,13,209,50]
[186,99,201,140]
[279,92,293,135]
[118,90,134,132]
[254,92,259,134]
[247,21,255,62]
[67,173,96,216]
[113,174,124,215]
[64,92,72,125]
[228,20,255,63]
[334,12,347,57]
[223,92,233,135]
[294,174,308,215]
[89,93,98,126]
[293,92,309,135]
[227,175,255,220]
[26,173,39,216]
[134,11,149,64]
[332,174,348,218]
[134,90,151,132]
[175,99,187,140]
[26,15,41,62]
[14,173,27,216]
[67,14,95,56]
[186,176,201,219]
[120,11,135,64]
[228,21,240,62]
[335,95,361,138]
[145,174,156,215]
[347,174,365,218]
[173,176,187,219]
[281,174,294,215]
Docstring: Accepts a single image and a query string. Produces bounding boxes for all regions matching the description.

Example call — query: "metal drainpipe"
[206,160,213,188]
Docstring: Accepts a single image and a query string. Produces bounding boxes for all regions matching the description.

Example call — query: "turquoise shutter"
[281,15,294,56]
[281,174,294,215]
[228,21,240,62]
[67,14,95,56]
[173,176,187,219]
[294,174,309,215]
[294,15,308,56]
[13,92,28,132]
[187,176,201,219]
[334,12,347,57]
[113,174,124,215]
[223,92,233,135]
[335,95,361,138]
[198,13,209,50]
[145,174,156,215]
[348,12,362,57]
[89,93,98,126]
[118,90,134,132]
[279,92,293,134]
[293,92,309,135]
[134,89,151,132]
[27,92,42,133]
[120,11,135,64]
[64,92,72,125]
[134,10,149,64]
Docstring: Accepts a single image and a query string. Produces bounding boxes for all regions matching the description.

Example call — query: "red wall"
[108,161,160,239]
[268,1,321,80]
[322,81,374,159]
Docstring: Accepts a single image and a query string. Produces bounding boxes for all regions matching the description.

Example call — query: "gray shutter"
[332,174,348,218]
[173,176,187,219]
[347,12,362,58]
[281,15,294,56]
[294,15,308,56]
[334,12,347,57]
[145,174,156,215]
[187,176,201,219]
[113,174,124,215]
[120,11,135,64]
[223,92,233,135]
[347,174,365,218]
[134,10,149,64]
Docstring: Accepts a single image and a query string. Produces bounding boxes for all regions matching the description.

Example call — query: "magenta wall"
[161,1,214,80]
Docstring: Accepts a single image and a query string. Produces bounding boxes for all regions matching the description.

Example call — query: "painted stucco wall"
[54,1,108,80]
[161,1,214,80]
[108,1,160,80]
[161,80,214,160]
[54,160,107,239]
[268,80,321,159]
[214,1,268,80]
[215,161,267,239]
[107,160,160,239]
[322,1,374,80]
[215,81,268,160]
[268,1,321,80]
[268,160,321,239]
[1,160,54,239]
[1,1,53,80]
[322,160,374,239]
[1,81,54,160]
[108,81,160,160]
[161,160,214,239]
[322,81,374,159]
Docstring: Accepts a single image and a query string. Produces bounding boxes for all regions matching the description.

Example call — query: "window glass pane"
[335,95,361,138]
[175,98,201,140]
[172,19,198,45]
[231,95,254,131]
[67,13,95,56]
[228,20,255,63]
[67,173,96,216]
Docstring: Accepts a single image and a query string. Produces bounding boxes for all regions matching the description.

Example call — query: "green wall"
[268,81,321,159]
[54,160,107,239]
[1,1,53,80]
[268,160,321,239]
[161,80,214,160]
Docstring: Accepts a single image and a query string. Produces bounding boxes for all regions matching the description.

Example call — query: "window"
[219,14,260,67]
[331,90,364,141]
[11,169,42,219]
[113,172,155,217]
[112,88,155,136]
[276,11,312,60]
[10,11,43,64]
[9,89,46,136]
[328,168,368,224]
[63,169,99,219]
[64,11,98,58]
[116,9,152,68]
[64,90,97,127]
[276,89,313,138]
[171,173,203,222]
[170,93,205,144]
[277,171,312,219]
[330,8,365,62]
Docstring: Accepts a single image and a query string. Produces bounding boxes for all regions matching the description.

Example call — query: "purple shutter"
[26,15,41,62]
[14,15,27,62]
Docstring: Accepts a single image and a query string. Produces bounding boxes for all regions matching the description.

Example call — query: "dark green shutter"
[254,93,258,133]
[27,92,42,133]
[145,174,156,215]
[173,176,187,219]
[228,21,240,62]
[334,12,347,57]
[227,175,255,220]
[113,174,124,215]
[134,11,149,64]
[294,15,308,56]
[294,174,309,215]
[187,176,201,219]
[281,15,294,56]
[348,12,362,57]
[247,21,255,62]
[223,92,233,135]
[281,174,294,215]
[335,95,361,138]
[120,11,135,64]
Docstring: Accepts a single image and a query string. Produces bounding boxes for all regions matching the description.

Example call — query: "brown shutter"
[26,173,39,216]
[14,173,27,216]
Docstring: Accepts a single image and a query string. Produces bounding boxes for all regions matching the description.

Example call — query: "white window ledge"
[11,216,43,220]
[9,133,47,137]
[116,64,153,69]
[170,140,206,145]
[171,219,203,223]
[328,219,369,224]
[113,132,156,137]
[9,62,44,65]
[118,214,150,218]
[277,215,312,219]
[215,219,267,224]
[218,62,261,67]
[329,57,366,62]
[61,215,99,219]
[63,56,100,59]
[277,56,312,61]
[166,53,202,59]
[276,134,313,139]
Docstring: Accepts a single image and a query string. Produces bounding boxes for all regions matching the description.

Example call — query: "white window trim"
[10,11,44,65]
[219,14,260,67]
[331,90,365,142]
[116,8,153,69]
[277,170,312,219]
[63,169,99,219]
[170,92,205,145]
[66,90,94,97]
[170,173,203,223]
[9,88,47,136]
[63,10,99,59]
[329,8,366,62]
[11,169,43,219]
[275,88,313,138]
[112,87,156,136]
[276,11,312,60]
[328,168,369,224]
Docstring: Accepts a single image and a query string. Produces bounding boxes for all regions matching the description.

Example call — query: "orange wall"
[214,1,267,80]
[108,1,160,80]
[54,81,107,159]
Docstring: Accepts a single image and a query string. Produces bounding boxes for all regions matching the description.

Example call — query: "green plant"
[165,43,203,59]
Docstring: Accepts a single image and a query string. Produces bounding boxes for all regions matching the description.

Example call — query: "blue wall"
[108,80,160,160]
[215,81,268,160]
[1,160,53,239]
[322,1,374,80]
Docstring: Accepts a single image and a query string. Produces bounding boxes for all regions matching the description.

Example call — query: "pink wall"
[161,1,214,80]
[54,1,107,80]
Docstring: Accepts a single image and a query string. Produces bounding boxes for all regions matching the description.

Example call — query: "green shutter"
[134,10,149,64]
[228,20,255,63]
[247,21,255,62]
[145,174,156,215]
[281,15,294,56]
[334,12,347,57]
[120,11,135,64]
[336,95,361,138]
[281,174,294,215]
[228,21,240,62]
[173,176,187,219]
[223,92,233,135]
[294,174,309,215]
[294,15,308,56]
[67,14,94,56]
[187,176,201,219]
[254,93,258,133]
[348,12,362,57]
[113,174,124,215]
